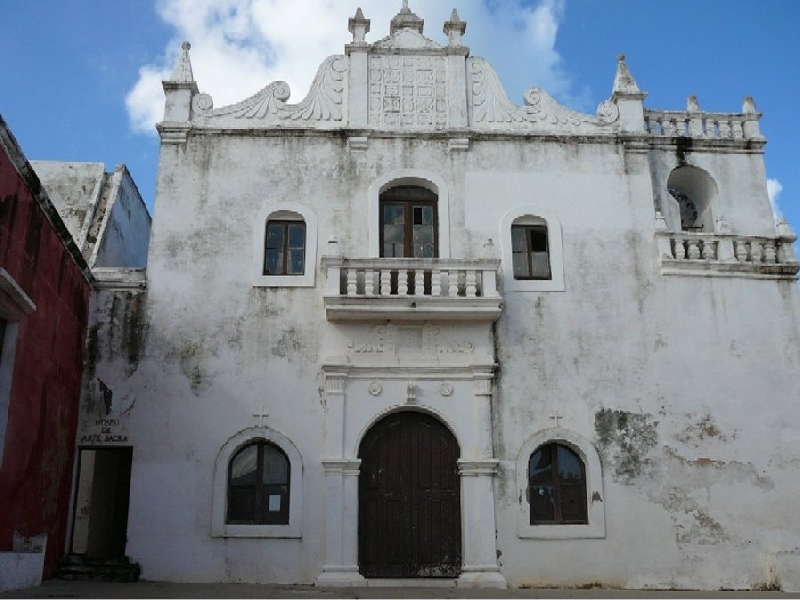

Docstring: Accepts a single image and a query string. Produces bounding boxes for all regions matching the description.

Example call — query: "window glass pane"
[422,206,433,226]
[262,446,289,484]
[513,253,530,279]
[557,446,584,481]
[511,227,527,252]
[227,487,256,523]
[287,223,306,249]
[529,226,548,252]
[384,224,404,244]
[559,483,587,523]
[230,445,258,485]
[530,485,556,524]
[261,487,290,524]
[413,225,433,244]
[264,250,283,275]
[531,252,551,279]
[266,223,284,250]
[414,243,434,258]
[288,250,304,275]
[528,447,553,485]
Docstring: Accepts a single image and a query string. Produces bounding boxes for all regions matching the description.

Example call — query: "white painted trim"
[211,427,303,538]
[515,428,605,539]
[252,203,318,288]
[0,320,19,468]
[367,169,451,259]
[0,269,36,314]
[499,208,565,292]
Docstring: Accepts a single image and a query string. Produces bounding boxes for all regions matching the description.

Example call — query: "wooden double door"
[358,411,461,578]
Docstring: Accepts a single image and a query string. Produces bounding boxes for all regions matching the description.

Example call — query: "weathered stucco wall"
[78,7,800,590]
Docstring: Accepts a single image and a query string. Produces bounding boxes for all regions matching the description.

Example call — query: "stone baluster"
[704,117,717,138]
[776,219,798,263]
[346,269,358,296]
[718,119,732,139]
[447,271,458,297]
[380,269,392,296]
[398,269,409,296]
[750,241,763,264]
[672,236,686,260]
[364,269,375,295]
[700,240,716,260]
[661,117,673,136]
[432,269,442,297]
[686,239,701,260]
[763,240,777,264]
[735,240,749,262]
[732,117,744,140]
[414,269,424,296]
[465,269,477,298]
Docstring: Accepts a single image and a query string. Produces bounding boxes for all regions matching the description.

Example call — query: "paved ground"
[1,581,797,599]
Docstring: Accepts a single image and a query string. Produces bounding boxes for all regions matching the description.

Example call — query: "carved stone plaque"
[368,55,447,128]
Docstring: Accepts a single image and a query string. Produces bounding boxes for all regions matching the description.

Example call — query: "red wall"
[0,141,90,577]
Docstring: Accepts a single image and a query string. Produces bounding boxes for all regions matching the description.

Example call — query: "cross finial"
[402,0,409,10]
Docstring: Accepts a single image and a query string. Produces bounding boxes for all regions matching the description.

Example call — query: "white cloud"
[126,0,583,135]
[767,178,783,221]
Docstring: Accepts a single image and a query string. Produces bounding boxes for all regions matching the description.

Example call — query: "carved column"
[317,367,364,586]
[457,459,506,588]
[456,369,506,588]
[317,459,364,586]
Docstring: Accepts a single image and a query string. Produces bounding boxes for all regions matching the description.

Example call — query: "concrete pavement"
[1,580,798,599]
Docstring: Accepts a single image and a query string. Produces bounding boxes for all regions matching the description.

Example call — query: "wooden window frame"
[263,220,306,277]
[379,186,439,259]
[511,223,551,281]
[227,441,291,526]
[528,442,587,525]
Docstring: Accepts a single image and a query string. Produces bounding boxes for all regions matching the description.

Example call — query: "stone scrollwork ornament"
[367,381,383,396]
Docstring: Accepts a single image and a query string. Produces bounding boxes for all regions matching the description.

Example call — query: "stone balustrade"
[320,257,502,321]
[644,109,761,140]
[656,229,799,279]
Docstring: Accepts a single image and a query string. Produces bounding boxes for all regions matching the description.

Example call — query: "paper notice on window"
[269,495,281,512]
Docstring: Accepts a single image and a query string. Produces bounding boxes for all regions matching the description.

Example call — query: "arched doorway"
[358,411,461,578]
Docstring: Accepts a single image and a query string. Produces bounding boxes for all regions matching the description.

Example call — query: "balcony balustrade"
[321,256,502,322]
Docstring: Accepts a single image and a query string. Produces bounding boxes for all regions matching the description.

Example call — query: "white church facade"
[72,4,800,591]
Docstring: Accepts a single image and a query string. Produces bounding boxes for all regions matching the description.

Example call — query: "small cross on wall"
[549,412,563,428]
[253,404,269,427]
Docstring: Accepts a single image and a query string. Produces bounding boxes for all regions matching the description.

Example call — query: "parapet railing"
[322,257,501,298]
[655,227,799,279]
[644,109,762,140]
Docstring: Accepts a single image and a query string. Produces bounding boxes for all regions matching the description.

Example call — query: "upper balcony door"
[380,186,438,258]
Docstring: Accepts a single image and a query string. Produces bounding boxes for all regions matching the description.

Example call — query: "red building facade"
[0,115,92,579]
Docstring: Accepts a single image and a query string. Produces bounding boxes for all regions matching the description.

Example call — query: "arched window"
[264,218,306,276]
[500,208,565,292]
[511,217,551,280]
[227,441,290,525]
[516,429,604,539]
[379,186,438,258]
[529,442,587,525]
[252,203,317,288]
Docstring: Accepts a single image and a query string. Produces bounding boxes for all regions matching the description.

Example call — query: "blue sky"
[1,0,798,239]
